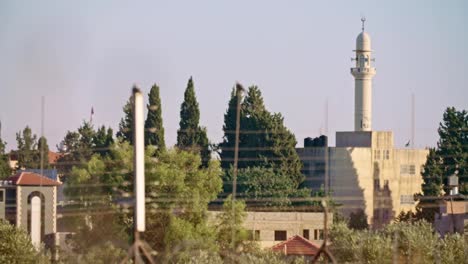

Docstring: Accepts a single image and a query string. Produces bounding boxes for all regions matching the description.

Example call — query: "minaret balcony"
[351,67,376,76]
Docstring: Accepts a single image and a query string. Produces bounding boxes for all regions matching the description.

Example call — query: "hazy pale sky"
[0,0,467,151]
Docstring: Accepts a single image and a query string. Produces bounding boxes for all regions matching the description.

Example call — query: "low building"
[434,198,468,237]
[209,211,331,248]
[271,235,320,263]
[0,171,60,248]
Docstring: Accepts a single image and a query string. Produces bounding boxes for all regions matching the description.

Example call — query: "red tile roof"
[271,235,320,256]
[48,151,63,165]
[6,172,61,186]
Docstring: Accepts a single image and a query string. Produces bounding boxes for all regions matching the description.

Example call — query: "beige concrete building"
[330,131,428,227]
[209,211,331,248]
[297,20,429,228]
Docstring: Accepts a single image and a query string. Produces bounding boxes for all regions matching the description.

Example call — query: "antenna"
[40,96,45,178]
[411,93,415,149]
[325,98,329,137]
[361,16,366,32]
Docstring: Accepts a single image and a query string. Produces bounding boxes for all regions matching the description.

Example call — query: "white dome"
[356,31,371,51]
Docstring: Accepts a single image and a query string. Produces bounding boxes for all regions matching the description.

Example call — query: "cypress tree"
[145,84,165,153]
[177,77,210,166]
[219,85,304,187]
[117,96,134,144]
[219,87,241,170]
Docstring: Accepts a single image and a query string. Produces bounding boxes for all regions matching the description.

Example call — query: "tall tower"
[351,18,376,131]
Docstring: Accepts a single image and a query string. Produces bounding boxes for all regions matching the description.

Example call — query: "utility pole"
[231,83,244,250]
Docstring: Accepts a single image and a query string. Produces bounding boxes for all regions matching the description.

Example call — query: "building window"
[400,165,408,174]
[401,164,416,175]
[374,179,380,189]
[303,229,310,240]
[384,180,389,187]
[274,230,287,241]
[384,150,390,160]
[400,195,414,204]
[314,229,324,240]
[0,190,3,202]
[374,150,380,160]
[247,230,260,240]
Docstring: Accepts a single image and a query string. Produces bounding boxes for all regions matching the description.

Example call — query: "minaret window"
[359,55,365,68]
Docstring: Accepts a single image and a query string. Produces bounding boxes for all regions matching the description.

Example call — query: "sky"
[0,0,467,151]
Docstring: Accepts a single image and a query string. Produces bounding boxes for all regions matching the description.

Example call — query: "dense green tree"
[219,87,239,170]
[63,142,223,260]
[176,77,210,166]
[94,126,114,157]
[224,167,312,208]
[116,96,134,144]
[145,84,166,154]
[15,126,48,169]
[56,122,113,176]
[0,137,11,178]
[153,149,222,259]
[0,220,50,264]
[219,85,304,187]
[16,126,37,169]
[421,107,468,195]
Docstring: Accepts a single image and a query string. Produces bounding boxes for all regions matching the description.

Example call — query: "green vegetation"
[421,107,468,196]
[15,126,49,169]
[0,220,49,264]
[144,84,165,153]
[56,122,114,176]
[219,86,303,186]
[0,136,11,178]
[176,77,210,167]
[329,221,467,264]
[116,95,134,144]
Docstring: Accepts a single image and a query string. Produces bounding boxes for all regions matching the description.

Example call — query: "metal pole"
[231,84,243,250]
[323,200,328,264]
[133,87,145,263]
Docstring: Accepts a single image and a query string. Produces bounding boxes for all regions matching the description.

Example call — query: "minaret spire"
[351,19,376,131]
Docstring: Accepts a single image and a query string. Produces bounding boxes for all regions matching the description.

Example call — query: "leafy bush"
[0,220,49,264]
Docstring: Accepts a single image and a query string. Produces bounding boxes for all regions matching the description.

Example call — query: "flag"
[405,140,410,147]
[90,107,94,123]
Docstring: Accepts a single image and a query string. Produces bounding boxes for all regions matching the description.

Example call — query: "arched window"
[359,55,365,68]
[27,191,45,248]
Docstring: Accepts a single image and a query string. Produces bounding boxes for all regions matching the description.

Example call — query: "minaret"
[351,18,376,131]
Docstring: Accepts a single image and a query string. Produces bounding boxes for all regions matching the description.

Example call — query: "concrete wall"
[296,147,327,191]
[328,131,428,227]
[209,211,330,248]
[16,186,57,235]
[0,188,4,220]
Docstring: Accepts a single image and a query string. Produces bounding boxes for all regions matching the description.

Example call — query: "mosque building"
[297,19,429,227]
